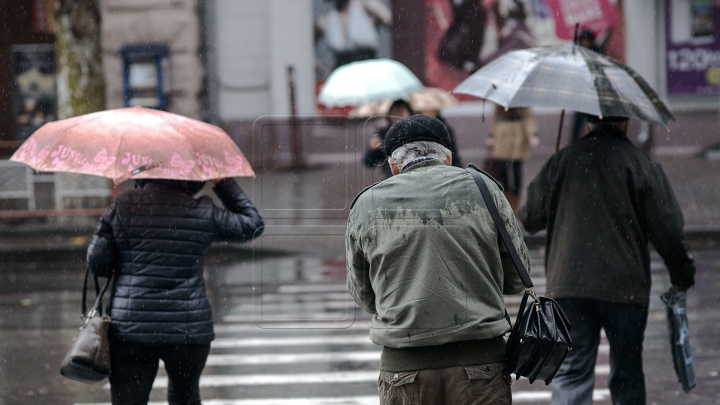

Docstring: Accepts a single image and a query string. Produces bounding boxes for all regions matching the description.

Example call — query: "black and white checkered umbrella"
[453,44,675,127]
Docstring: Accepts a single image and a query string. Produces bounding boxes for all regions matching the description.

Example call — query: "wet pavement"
[0,245,718,404]
[0,153,719,404]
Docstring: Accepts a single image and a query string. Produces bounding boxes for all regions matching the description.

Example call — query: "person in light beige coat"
[487,105,539,211]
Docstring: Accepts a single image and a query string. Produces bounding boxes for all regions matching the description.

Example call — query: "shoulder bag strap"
[81,267,90,318]
[81,268,115,318]
[466,167,534,289]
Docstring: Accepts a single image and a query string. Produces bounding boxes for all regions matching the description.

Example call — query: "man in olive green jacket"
[346,115,530,405]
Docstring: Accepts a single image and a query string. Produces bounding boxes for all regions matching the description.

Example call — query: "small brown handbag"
[60,268,113,383]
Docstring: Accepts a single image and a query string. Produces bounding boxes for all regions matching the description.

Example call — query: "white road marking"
[77,396,379,405]
[595,364,610,375]
[212,335,374,348]
[105,367,614,390]
[277,284,348,294]
[205,351,380,366]
[513,388,610,402]
[223,313,358,323]
[258,293,353,302]
[231,300,357,313]
[154,370,379,388]
[80,389,611,404]
[213,322,370,332]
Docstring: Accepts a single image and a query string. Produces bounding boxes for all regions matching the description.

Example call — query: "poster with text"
[425,0,625,92]
[666,0,720,96]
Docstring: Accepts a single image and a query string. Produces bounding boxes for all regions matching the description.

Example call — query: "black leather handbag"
[60,268,113,383]
[467,166,572,385]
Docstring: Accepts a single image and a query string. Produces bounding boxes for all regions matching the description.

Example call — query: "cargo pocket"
[463,364,511,405]
[378,371,419,405]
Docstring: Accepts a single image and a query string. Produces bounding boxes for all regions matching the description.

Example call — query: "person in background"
[520,115,695,405]
[419,108,463,168]
[487,105,539,212]
[363,99,414,179]
[87,178,264,405]
[570,29,600,144]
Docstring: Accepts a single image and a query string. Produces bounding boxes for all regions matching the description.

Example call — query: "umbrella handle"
[555,110,566,152]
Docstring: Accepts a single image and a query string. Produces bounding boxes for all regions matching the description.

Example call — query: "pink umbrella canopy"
[10,107,254,183]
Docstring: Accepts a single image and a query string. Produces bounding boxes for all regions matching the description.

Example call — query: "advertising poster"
[314,0,393,114]
[12,44,57,141]
[424,0,624,92]
[666,0,720,95]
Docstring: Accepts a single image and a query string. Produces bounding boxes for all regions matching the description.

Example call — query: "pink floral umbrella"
[10,107,254,183]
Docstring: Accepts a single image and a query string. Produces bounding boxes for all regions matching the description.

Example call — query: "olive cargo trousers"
[378,362,511,405]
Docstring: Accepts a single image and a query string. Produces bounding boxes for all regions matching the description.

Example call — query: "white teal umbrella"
[318,59,424,107]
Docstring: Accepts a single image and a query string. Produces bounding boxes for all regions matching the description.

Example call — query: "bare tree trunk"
[54,0,105,119]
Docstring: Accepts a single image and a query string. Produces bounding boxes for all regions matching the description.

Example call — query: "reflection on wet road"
[0,248,719,405]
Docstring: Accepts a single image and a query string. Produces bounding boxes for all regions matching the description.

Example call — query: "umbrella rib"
[580,48,661,124]
[609,58,676,123]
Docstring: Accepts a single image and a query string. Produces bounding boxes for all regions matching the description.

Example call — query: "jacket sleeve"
[492,185,530,295]
[519,158,552,234]
[641,162,695,289]
[212,178,265,242]
[87,204,119,278]
[346,214,376,314]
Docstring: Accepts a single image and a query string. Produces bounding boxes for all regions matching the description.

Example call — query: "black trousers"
[109,341,211,405]
[551,298,648,405]
[495,160,523,195]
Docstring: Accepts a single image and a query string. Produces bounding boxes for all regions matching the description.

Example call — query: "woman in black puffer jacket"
[87,178,263,405]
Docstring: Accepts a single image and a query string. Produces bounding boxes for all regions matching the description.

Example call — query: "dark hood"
[135,179,206,195]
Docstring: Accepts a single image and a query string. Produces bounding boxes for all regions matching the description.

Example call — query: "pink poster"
[543,0,620,40]
[423,0,626,93]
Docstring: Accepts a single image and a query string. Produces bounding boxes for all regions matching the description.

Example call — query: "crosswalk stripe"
[204,351,610,368]
[595,364,610,375]
[79,389,611,404]
[231,300,357,313]
[213,322,370,332]
[205,351,380,366]
[277,285,348,294]
[259,293,353,302]
[108,367,612,389]
[212,335,374,348]
[513,388,611,402]
[76,396,378,405]
[223,313,358,323]
[153,371,379,388]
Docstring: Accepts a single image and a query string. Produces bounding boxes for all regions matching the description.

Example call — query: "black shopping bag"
[660,288,696,393]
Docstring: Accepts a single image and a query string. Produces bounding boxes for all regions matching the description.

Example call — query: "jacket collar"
[141,180,204,195]
[585,124,629,141]
[401,158,445,174]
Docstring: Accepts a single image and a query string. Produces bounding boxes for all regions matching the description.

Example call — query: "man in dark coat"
[363,99,414,179]
[519,116,695,405]
[87,178,263,405]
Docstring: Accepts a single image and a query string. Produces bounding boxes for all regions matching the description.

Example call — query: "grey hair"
[390,141,451,170]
